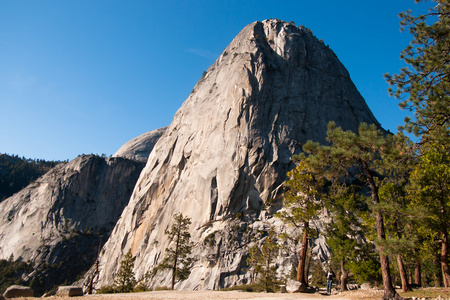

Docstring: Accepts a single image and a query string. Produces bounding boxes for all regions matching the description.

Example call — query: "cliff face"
[113,127,167,162]
[91,19,381,290]
[0,155,144,293]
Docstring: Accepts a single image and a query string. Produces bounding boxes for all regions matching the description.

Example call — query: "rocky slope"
[88,19,382,291]
[113,127,167,162]
[0,155,144,294]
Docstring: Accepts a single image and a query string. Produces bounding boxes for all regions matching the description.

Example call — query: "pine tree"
[258,229,280,292]
[276,160,323,291]
[113,249,136,293]
[409,145,450,286]
[157,213,194,290]
[385,0,449,148]
[376,133,418,292]
[303,122,401,300]
[247,245,261,284]
[324,182,366,291]
[385,1,450,287]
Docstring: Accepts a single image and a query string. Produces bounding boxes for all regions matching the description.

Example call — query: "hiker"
[326,269,334,294]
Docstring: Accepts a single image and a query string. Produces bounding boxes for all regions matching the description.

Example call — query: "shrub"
[96,285,117,294]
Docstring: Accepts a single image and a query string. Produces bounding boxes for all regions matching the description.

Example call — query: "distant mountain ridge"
[0,154,62,201]
[113,127,167,162]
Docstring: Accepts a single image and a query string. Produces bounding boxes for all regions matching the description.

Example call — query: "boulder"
[56,286,83,297]
[286,279,301,293]
[3,285,34,298]
[361,282,374,289]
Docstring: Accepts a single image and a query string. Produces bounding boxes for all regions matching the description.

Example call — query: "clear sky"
[0,1,432,161]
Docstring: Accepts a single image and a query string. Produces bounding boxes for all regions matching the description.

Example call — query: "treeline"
[0,259,34,294]
[0,153,64,201]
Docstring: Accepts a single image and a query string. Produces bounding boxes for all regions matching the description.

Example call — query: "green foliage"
[0,259,34,294]
[96,285,117,294]
[276,160,323,287]
[0,153,62,201]
[156,213,194,289]
[220,282,266,292]
[246,229,280,292]
[113,250,136,293]
[309,259,326,287]
[277,160,323,229]
[385,0,449,148]
[348,252,382,284]
[300,122,403,297]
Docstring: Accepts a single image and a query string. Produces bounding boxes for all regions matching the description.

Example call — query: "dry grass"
[339,287,450,300]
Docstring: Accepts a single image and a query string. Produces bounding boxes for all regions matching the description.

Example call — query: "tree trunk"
[435,254,443,287]
[305,246,313,282]
[171,231,181,290]
[362,162,400,300]
[397,254,411,292]
[414,261,421,287]
[441,230,450,288]
[296,222,309,291]
[340,259,348,291]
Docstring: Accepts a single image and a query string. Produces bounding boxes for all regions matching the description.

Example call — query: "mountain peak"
[90,20,381,290]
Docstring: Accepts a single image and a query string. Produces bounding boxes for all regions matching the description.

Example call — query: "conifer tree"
[409,145,450,286]
[157,213,194,290]
[247,245,261,284]
[303,122,401,300]
[324,183,366,291]
[277,160,323,291]
[376,133,417,292]
[385,0,449,148]
[385,0,450,287]
[258,229,280,292]
[113,249,136,293]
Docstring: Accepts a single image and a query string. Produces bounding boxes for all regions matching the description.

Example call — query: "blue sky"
[0,1,432,161]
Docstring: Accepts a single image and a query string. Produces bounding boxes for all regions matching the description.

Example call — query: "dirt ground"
[15,289,384,300]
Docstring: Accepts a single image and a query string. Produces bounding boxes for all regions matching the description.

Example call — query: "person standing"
[326,269,335,294]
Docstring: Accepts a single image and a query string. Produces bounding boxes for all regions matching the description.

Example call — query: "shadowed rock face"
[0,155,144,294]
[89,19,382,290]
[113,127,167,162]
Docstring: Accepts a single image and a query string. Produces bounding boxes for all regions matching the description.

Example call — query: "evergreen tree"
[258,229,280,292]
[276,160,323,291]
[157,213,194,290]
[324,183,366,291]
[376,133,417,292]
[409,145,450,286]
[385,0,450,288]
[247,245,261,284]
[303,122,401,300]
[113,249,136,293]
[385,0,449,148]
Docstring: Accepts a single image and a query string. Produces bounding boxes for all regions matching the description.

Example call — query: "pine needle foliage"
[156,213,194,290]
[276,160,323,290]
[113,249,136,293]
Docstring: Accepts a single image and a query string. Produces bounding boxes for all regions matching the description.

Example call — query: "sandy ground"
[15,289,384,300]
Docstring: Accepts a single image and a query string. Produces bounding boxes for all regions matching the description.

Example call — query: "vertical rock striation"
[91,19,382,290]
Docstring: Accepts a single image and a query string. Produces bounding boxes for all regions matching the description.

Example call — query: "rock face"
[0,155,144,294]
[113,127,167,162]
[90,19,382,290]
